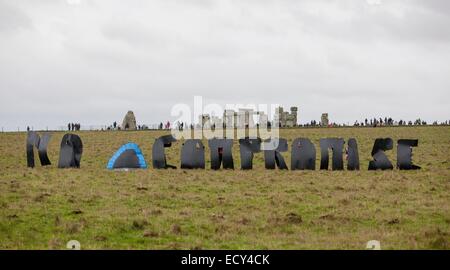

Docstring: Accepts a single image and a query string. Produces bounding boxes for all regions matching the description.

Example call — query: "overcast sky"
[0,0,449,130]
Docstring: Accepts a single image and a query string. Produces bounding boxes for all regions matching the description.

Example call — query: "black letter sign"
[291,138,316,170]
[368,138,393,170]
[397,139,421,170]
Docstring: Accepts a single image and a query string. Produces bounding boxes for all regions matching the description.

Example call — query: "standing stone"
[237,109,255,128]
[199,114,211,129]
[223,110,235,128]
[321,113,329,127]
[258,111,268,128]
[289,107,298,127]
[122,111,137,130]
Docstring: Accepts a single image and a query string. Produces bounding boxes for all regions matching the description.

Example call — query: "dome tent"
[107,143,147,169]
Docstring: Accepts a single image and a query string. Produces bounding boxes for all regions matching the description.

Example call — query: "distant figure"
[68,123,71,131]
[113,121,117,129]
[27,126,30,132]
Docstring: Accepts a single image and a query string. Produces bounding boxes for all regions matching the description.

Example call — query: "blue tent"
[107,143,147,169]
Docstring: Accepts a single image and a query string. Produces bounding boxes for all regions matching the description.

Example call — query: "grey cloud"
[285,0,450,44]
[101,21,170,49]
[0,0,449,131]
[0,0,32,33]
[412,0,450,15]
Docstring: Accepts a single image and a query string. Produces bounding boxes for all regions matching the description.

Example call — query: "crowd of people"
[51,118,448,133]
[67,123,81,131]
[302,118,449,128]
[160,118,450,130]
[104,121,151,131]
[158,121,172,130]
[352,118,450,127]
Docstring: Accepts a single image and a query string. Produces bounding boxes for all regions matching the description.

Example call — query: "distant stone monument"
[321,113,329,127]
[122,111,137,130]
[274,106,298,127]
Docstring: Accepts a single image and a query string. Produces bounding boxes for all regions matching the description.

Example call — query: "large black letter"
[152,135,177,169]
[58,134,83,168]
[26,131,51,168]
[368,138,393,170]
[319,138,344,170]
[397,139,421,170]
[291,138,316,170]
[239,137,261,170]
[208,138,234,170]
[347,138,360,170]
[180,139,205,169]
[263,138,288,170]
[26,131,39,168]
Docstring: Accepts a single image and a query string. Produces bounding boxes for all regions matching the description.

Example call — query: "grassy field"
[0,126,449,249]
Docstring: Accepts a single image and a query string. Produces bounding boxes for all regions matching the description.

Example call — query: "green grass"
[0,126,449,249]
